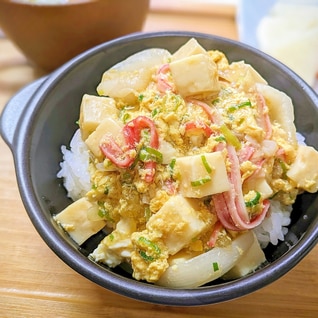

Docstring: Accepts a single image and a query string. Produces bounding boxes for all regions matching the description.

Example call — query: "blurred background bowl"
[0,0,149,72]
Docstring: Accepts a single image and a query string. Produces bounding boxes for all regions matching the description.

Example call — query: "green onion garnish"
[97,201,113,221]
[279,159,288,178]
[191,176,212,187]
[245,191,261,207]
[169,158,176,170]
[169,158,176,177]
[139,146,163,164]
[215,135,226,142]
[139,250,155,262]
[151,108,159,117]
[144,207,151,221]
[213,262,219,272]
[219,124,241,150]
[228,100,252,112]
[201,155,212,173]
[138,237,161,255]
[212,98,220,105]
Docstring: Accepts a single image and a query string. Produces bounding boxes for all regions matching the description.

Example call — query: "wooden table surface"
[1,2,317,317]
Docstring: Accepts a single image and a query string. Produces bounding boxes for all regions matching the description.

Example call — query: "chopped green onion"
[144,206,151,221]
[97,202,113,221]
[119,106,134,124]
[169,158,176,177]
[228,100,252,112]
[245,191,261,207]
[212,262,219,272]
[138,236,161,255]
[191,176,212,187]
[201,155,212,174]
[98,207,107,218]
[139,146,163,163]
[139,250,155,262]
[122,172,133,183]
[108,233,114,241]
[172,94,182,110]
[279,159,288,178]
[138,94,145,101]
[122,113,131,123]
[215,135,226,142]
[169,158,176,170]
[151,108,159,117]
[212,98,220,105]
[219,124,241,150]
[138,237,161,262]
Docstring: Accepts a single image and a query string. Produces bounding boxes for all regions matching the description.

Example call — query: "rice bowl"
[1,31,318,305]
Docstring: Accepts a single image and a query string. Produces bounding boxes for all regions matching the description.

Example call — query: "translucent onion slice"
[97,48,171,103]
[155,231,254,289]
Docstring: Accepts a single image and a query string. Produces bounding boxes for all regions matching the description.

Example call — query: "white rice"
[57,129,91,201]
[253,200,292,248]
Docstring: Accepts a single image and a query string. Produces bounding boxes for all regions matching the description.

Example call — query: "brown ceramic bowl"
[0,0,149,72]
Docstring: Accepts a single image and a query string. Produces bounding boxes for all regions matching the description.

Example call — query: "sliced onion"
[155,231,254,289]
[97,48,171,103]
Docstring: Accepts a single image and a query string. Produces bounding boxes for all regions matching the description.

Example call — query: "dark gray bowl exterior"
[1,31,318,306]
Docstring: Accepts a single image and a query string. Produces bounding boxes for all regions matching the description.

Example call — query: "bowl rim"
[3,30,318,306]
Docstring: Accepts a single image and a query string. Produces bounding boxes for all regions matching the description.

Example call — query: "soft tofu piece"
[91,218,136,267]
[146,195,208,255]
[287,145,318,192]
[79,94,118,140]
[243,177,273,199]
[85,117,124,160]
[171,38,207,61]
[175,152,230,198]
[169,53,220,97]
[54,197,106,245]
[222,233,266,280]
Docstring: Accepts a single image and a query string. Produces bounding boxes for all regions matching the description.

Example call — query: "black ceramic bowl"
[1,31,318,306]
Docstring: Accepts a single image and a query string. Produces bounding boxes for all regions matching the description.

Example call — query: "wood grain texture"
[0,4,317,317]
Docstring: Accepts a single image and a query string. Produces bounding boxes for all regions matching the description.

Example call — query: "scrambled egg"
[54,38,318,286]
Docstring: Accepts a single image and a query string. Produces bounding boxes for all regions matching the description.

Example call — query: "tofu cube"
[243,176,273,199]
[79,94,118,140]
[171,38,207,61]
[54,197,106,245]
[287,145,318,192]
[175,152,230,198]
[146,195,208,255]
[169,53,220,97]
[85,118,124,160]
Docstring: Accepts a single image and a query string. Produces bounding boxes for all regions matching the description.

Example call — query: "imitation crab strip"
[184,121,213,137]
[256,92,272,139]
[207,221,223,248]
[100,116,159,182]
[186,98,217,122]
[212,145,270,231]
[156,63,175,93]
